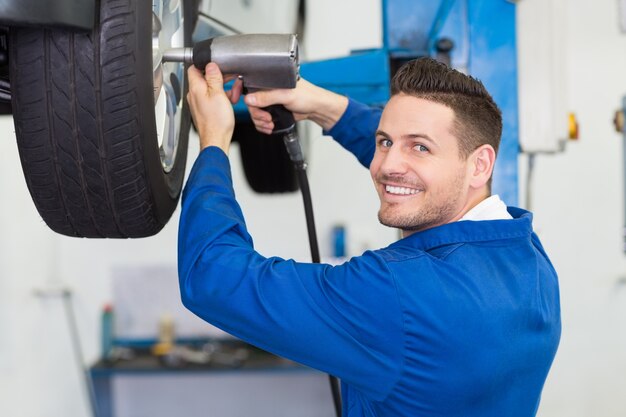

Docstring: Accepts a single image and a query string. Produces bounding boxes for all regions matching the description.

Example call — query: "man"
[179,58,561,417]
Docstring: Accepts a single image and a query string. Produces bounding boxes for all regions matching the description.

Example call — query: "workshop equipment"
[163,34,299,91]
[163,33,305,179]
[163,33,302,160]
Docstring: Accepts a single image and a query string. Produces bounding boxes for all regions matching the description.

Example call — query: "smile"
[385,185,420,195]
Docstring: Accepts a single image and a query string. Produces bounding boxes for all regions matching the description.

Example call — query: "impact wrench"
[162,34,342,417]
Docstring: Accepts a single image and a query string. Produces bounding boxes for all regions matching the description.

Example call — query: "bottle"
[101,303,114,362]
[333,225,346,258]
[158,313,175,347]
[152,313,177,365]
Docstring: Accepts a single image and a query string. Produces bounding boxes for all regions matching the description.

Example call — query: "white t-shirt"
[460,195,513,221]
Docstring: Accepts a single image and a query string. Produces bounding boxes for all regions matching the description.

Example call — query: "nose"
[378,145,409,177]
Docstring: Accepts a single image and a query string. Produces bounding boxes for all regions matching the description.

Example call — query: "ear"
[468,144,496,189]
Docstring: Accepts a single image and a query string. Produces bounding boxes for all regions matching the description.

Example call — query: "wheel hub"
[152,0,185,173]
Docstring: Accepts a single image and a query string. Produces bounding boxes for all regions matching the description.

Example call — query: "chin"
[377,208,440,233]
[379,211,415,230]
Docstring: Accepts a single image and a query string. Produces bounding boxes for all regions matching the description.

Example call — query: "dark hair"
[390,58,502,159]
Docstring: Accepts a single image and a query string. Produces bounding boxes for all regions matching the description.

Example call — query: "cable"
[284,131,341,417]
[293,162,342,417]
[273,104,341,416]
[295,167,320,262]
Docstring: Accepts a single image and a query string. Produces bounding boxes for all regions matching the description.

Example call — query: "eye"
[414,143,429,152]
[378,138,393,148]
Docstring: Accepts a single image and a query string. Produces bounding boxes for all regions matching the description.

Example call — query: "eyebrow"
[375,130,439,148]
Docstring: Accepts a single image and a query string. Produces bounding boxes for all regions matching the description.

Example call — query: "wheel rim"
[152,0,185,173]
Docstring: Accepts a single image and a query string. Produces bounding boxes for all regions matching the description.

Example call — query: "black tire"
[9,0,193,238]
[234,122,298,193]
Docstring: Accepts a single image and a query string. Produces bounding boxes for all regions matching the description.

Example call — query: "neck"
[400,187,491,238]
[459,188,491,218]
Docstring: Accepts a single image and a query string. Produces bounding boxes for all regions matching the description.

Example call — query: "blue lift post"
[300,0,519,205]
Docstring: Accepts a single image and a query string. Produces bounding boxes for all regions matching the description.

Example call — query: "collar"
[389,207,533,252]
[460,194,513,221]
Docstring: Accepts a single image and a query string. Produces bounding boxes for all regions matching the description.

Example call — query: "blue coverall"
[178,99,561,417]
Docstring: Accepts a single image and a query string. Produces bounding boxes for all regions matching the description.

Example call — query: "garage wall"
[517,0,626,415]
[1,0,626,416]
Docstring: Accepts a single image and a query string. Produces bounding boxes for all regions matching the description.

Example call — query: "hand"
[186,63,243,153]
[244,78,349,135]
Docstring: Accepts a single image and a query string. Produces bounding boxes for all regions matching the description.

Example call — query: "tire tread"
[9,0,190,237]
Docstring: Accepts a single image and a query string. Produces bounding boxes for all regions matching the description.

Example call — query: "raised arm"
[245,79,348,133]
[245,80,382,168]
[178,147,403,400]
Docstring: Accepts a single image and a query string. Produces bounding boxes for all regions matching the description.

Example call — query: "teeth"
[385,185,419,195]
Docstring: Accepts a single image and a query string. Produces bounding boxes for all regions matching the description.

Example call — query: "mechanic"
[179,57,561,417]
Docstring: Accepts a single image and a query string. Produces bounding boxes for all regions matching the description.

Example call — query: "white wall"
[519,0,626,416]
[1,0,626,416]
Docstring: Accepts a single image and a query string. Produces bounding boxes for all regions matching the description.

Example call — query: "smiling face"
[370,93,487,236]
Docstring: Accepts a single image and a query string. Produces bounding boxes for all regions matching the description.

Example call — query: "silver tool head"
[210,34,299,90]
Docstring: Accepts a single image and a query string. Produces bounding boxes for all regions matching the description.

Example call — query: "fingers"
[186,63,236,152]
[187,65,205,95]
[248,105,272,123]
[248,105,274,135]
[244,88,292,109]
[187,63,226,101]
[203,62,225,95]
[226,78,243,104]
[186,65,207,127]
[244,89,293,136]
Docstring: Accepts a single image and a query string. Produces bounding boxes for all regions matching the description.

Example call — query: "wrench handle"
[264,104,296,135]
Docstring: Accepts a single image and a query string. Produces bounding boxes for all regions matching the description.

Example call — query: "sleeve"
[323,98,382,169]
[178,147,404,401]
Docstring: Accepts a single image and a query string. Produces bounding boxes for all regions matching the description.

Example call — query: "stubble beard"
[376,170,466,233]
